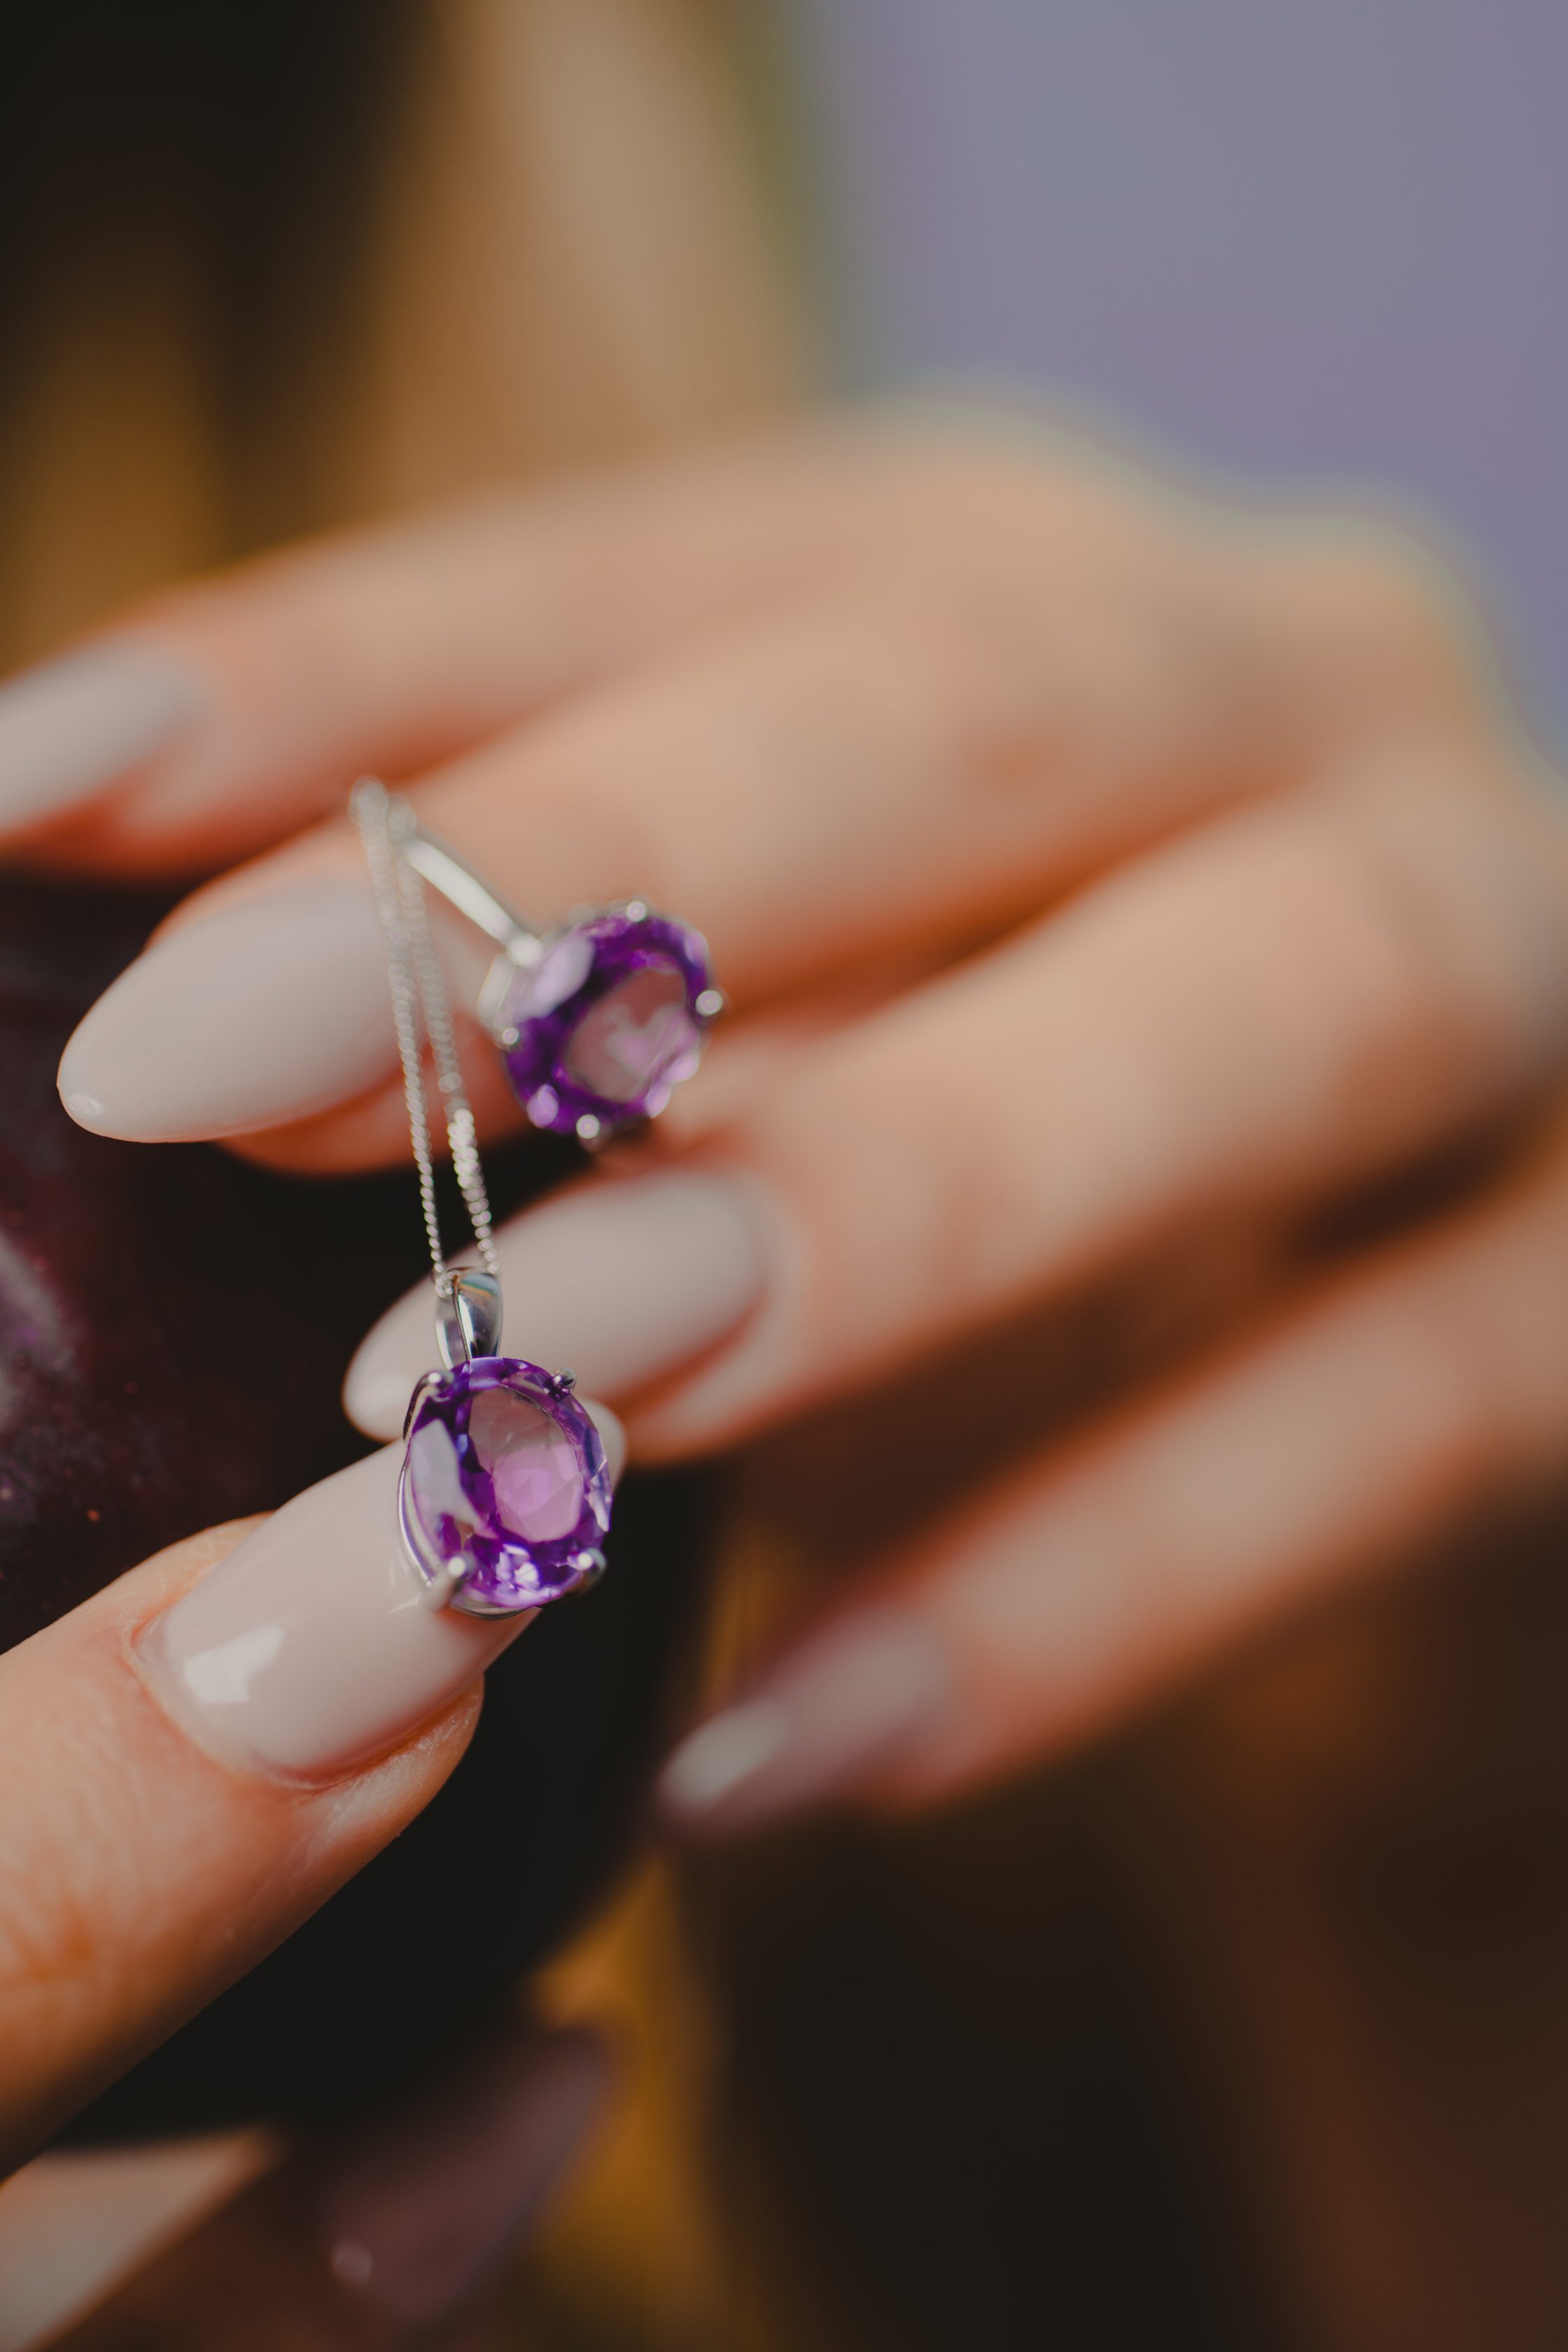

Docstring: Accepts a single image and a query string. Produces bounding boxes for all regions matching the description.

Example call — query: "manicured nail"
[317,2024,609,2332]
[58,878,396,1141]
[657,1609,952,1836]
[344,1169,768,1438]
[0,2130,277,2352]
[139,1406,623,1783]
[0,640,204,830]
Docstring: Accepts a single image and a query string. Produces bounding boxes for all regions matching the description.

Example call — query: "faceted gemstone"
[466,1389,583,1541]
[400,1357,612,1612]
[562,962,699,1104]
[497,906,715,1137]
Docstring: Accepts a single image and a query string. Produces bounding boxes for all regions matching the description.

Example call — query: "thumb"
[0,1412,623,2171]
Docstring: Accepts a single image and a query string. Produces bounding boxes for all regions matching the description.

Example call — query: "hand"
[0,1424,620,2178]
[18,410,1568,1833]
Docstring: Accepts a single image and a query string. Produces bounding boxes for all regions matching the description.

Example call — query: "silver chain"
[351,778,500,1298]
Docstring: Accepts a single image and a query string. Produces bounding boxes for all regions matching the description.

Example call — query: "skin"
[11,410,1568,2155]
[0,1519,479,2175]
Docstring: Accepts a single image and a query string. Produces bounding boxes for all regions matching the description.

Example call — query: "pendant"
[351,786,619,1616]
[397,1273,611,1614]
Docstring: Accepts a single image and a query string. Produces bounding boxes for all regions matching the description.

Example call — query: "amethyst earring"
[404,832,722,1144]
[352,780,611,1613]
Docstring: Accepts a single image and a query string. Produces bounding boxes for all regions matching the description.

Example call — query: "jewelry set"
[349,780,720,1619]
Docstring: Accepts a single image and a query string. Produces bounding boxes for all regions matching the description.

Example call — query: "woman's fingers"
[0,1489,472,2171]
[55,491,1459,1153]
[222,943,937,1179]
[53,553,1264,1145]
[0,433,897,874]
[4,415,1219,875]
[0,1410,623,2171]
[658,1110,1568,1833]
[345,762,1568,1452]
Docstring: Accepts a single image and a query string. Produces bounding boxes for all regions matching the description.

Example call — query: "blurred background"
[3,4,1568,2346]
[792,0,1568,741]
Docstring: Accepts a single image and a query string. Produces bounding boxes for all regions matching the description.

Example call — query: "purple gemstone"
[399,1357,612,1613]
[497,907,715,1137]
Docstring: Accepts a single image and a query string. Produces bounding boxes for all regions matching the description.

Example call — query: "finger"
[0,431,896,872]
[221,935,941,1177]
[1,2022,606,2348]
[345,762,1568,1452]
[0,1408,623,2171]
[312,2021,608,2340]
[52,471,1438,1149]
[4,414,1216,873]
[657,1110,1568,1833]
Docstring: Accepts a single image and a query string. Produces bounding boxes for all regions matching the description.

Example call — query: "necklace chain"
[351,778,500,1298]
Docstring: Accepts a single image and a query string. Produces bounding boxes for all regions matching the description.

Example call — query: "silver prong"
[694,986,726,1020]
[421,1556,470,1610]
[478,949,538,1042]
[575,1113,603,1144]
[623,897,650,923]
[554,1367,577,1391]
[402,1368,444,1441]
[570,1548,608,1593]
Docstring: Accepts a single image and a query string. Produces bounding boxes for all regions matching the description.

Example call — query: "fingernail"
[345,1169,768,1437]
[139,1446,516,1781]
[317,2024,609,2332]
[58,878,395,1140]
[140,1404,623,1782]
[657,1609,953,1836]
[0,640,204,830]
[137,1401,607,1783]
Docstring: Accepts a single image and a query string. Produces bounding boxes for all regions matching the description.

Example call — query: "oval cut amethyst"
[399,1357,612,1613]
[496,906,715,1137]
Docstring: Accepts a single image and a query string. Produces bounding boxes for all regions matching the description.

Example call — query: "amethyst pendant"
[399,1357,612,1614]
[494,902,720,1141]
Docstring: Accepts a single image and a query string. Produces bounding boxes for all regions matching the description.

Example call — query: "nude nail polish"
[58,879,397,1142]
[657,1609,953,1835]
[139,1406,623,1784]
[344,1170,768,1436]
[316,2024,608,2332]
[139,1447,514,1783]
[0,640,204,830]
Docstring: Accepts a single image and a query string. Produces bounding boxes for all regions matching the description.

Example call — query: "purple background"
[788,1,1568,738]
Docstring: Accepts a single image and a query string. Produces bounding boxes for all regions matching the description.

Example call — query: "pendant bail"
[437,1268,504,1367]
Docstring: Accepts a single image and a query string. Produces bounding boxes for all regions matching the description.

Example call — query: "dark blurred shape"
[672,1509,1568,2352]
[0,0,422,554]
[680,1795,1264,2352]
[0,876,709,2136]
